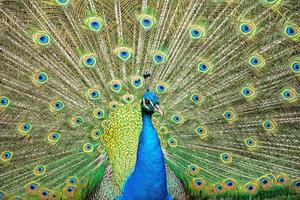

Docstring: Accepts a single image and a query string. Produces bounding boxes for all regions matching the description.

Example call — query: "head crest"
[143,72,151,91]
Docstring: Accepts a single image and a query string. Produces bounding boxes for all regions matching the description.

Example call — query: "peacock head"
[141,91,163,116]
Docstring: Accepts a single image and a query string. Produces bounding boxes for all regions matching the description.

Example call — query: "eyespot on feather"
[17,122,32,136]
[138,14,156,30]
[70,116,84,127]
[220,152,233,164]
[0,96,10,110]
[33,32,50,46]
[1,151,13,162]
[33,165,46,176]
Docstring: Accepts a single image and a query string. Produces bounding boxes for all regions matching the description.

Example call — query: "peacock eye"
[145,99,150,104]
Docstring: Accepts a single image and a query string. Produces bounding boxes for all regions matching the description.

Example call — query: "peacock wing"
[101,103,142,190]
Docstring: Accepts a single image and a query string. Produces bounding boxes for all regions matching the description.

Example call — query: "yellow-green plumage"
[101,103,166,190]
[102,103,142,189]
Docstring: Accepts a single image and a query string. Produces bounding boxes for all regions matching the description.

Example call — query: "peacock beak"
[154,104,163,116]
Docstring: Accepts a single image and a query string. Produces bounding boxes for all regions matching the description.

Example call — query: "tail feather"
[87,165,119,200]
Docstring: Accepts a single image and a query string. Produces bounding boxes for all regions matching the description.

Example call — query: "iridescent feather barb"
[0,0,300,199]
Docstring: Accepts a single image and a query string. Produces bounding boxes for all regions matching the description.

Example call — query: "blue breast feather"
[118,113,173,200]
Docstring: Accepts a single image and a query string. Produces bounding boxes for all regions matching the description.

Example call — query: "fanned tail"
[0,0,300,199]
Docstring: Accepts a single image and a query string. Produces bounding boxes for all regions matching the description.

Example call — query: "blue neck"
[135,112,166,169]
[119,111,169,199]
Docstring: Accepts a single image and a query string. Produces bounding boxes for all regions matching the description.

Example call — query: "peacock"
[0,0,300,199]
